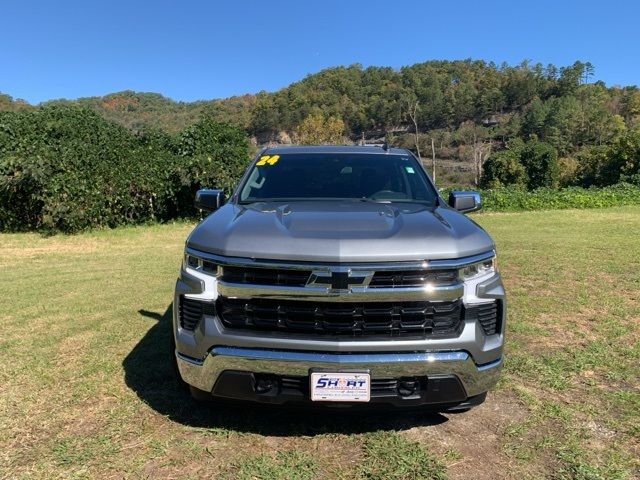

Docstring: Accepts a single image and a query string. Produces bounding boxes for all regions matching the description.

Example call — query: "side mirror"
[195,189,225,212]
[448,190,481,213]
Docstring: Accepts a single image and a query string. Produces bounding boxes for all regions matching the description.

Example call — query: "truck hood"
[186,201,494,263]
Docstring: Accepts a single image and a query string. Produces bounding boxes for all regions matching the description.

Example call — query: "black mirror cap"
[448,190,482,213]
[194,189,226,212]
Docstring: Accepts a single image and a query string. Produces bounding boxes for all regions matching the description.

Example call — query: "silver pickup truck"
[173,145,505,411]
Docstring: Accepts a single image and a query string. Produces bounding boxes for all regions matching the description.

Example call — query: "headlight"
[183,253,220,275]
[461,256,497,280]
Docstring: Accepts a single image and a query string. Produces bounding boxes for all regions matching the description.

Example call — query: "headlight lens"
[183,253,220,274]
[461,256,497,280]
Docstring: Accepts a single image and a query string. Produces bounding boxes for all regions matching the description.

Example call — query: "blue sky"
[2,0,638,103]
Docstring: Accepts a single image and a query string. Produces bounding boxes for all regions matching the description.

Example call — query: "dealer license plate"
[310,371,371,402]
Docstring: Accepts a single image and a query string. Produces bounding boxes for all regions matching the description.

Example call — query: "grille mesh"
[217,298,463,337]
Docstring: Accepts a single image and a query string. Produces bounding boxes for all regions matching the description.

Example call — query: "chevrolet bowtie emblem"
[307,269,373,291]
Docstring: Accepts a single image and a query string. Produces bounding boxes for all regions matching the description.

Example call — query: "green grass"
[221,450,317,480]
[1,208,639,479]
[359,432,447,480]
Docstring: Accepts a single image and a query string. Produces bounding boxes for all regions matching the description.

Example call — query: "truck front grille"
[217,298,463,337]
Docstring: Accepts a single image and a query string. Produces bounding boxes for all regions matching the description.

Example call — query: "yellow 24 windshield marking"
[256,155,280,166]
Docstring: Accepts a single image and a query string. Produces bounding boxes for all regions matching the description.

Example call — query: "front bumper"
[176,346,502,406]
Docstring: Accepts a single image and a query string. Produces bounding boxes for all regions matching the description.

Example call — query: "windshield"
[238,153,437,204]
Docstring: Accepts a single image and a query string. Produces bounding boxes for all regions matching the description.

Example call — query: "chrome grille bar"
[217,281,463,302]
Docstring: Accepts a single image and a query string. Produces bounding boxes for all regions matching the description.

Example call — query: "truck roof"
[262,145,410,156]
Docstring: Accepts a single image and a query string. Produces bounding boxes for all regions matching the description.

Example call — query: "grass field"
[1,207,639,479]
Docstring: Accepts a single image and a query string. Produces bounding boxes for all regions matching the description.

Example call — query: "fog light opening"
[398,379,419,397]
[254,375,277,394]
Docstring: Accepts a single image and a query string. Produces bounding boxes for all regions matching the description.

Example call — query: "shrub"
[482,150,527,188]
[600,127,640,186]
[574,145,610,187]
[520,140,559,189]
[476,184,640,212]
[0,106,250,232]
[557,156,579,187]
[481,138,559,190]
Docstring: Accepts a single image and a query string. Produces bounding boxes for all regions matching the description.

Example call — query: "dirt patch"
[406,390,527,480]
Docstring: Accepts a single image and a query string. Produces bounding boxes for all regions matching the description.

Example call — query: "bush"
[600,127,640,186]
[482,149,526,188]
[0,106,250,232]
[481,138,559,190]
[520,140,559,189]
[573,145,609,187]
[474,184,640,212]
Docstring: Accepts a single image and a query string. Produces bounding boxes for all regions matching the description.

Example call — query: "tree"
[456,121,491,186]
[482,150,527,188]
[621,89,640,127]
[249,91,279,134]
[178,115,250,193]
[520,139,559,189]
[556,61,591,96]
[472,133,492,187]
[600,127,640,185]
[521,98,550,140]
[294,113,345,144]
[406,99,421,160]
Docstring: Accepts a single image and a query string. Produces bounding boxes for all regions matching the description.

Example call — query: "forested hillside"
[1,59,640,232]
[4,60,638,139]
[3,60,639,183]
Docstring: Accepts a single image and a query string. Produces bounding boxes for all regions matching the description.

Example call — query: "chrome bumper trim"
[217,281,464,302]
[176,351,205,366]
[176,347,502,398]
[211,346,471,363]
[476,356,503,371]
